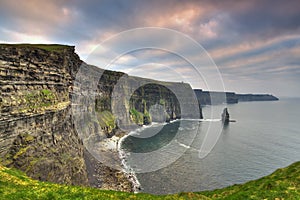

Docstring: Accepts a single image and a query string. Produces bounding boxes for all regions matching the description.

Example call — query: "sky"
[0,0,300,97]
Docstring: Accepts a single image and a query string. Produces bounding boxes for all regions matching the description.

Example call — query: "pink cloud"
[0,0,76,36]
[209,34,300,60]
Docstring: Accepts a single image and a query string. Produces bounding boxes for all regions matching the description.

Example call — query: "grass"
[130,108,144,125]
[96,110,116,131]
[0,164,208,200]
[200,161,300,199]
[0,43,71,52]
[24,89,56,111]
[0,161,299,199]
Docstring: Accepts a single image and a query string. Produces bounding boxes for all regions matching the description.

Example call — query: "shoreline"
[95,118,182,193]
[116,119,182,192]
[83,142,134,192]
[95,131,142,193]
[118,134,142,193]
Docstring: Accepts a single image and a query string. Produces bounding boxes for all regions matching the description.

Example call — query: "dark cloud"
[229,1,300,39]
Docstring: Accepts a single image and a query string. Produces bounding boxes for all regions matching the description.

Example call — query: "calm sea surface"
[121,98,300,194]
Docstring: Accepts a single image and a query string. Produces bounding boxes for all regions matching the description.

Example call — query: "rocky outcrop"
[221,108,230,124]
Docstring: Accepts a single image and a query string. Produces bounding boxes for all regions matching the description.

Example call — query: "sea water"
[120,98,300,194]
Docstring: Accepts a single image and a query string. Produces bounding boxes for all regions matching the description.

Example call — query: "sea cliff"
[0,44,88,186]
[194,89,278,105]
[237,93,279,101]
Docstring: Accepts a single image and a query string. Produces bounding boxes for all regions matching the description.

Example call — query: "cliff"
[0,44,201,189]
[237,94,279,101]
[0,44,89,186]
[194,89,238,105]
[194,89,278,106]
[72,63,201,138]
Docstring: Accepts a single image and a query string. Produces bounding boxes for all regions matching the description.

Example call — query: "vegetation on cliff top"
[0,161,299,199]
[0,43,72,52]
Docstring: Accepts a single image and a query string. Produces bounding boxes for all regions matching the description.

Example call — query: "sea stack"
[221,108,230,124]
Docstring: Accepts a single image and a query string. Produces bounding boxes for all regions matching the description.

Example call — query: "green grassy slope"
[0,161,299,200]
[200,161,300,199]
[0,43,71,52]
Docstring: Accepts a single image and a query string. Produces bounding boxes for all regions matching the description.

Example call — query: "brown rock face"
[0,45,88,186]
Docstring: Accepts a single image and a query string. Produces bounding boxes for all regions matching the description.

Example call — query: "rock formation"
[221,108,230,124]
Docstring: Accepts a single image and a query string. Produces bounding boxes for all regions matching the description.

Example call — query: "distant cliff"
[236,94,279,101]
[194,89,278,106]
[194,89,238,105]
[0,44,201,190]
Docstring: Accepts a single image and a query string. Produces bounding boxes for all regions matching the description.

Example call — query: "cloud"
[0,28,51,44]
[210,34,300,61]
[0,0,75,37]
[0,0,300,96]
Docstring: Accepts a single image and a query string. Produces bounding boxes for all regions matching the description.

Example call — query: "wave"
[117,132,142,192]
[117,146,141,192]
[181,118,221,122]
[175,139,191,149]
[170,118,180,123]
[201,119,221,122]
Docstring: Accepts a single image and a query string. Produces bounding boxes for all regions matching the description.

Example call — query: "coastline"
[116,119,182,192]
[90,130,142,193]
[117,133,142,193]
[83,141,134,192]
[90,119,182,193]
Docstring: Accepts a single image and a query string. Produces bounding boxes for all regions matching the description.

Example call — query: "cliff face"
[0,44,201,188]
[194,89,238,105]
[194,89,278,106]
[82,67,202,135]
[237,94,279,101]
[0,45,87,185]
[129,83,181,124]
[110,76,201,130]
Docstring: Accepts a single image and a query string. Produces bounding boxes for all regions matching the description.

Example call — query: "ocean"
[120,98,300,194]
